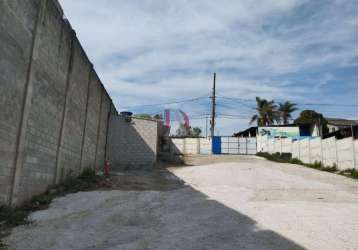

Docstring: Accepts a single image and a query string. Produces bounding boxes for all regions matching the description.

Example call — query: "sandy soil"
[5,156,358,249]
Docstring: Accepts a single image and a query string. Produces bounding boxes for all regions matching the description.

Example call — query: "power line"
[217,96,358,108]
[121,94,210,110]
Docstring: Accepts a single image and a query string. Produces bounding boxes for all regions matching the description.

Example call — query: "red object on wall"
[104,160,110,176]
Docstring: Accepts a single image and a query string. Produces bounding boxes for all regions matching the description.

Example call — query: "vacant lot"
[5,155,358,249]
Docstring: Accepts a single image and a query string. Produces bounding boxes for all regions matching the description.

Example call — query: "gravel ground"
[5,156,358,249]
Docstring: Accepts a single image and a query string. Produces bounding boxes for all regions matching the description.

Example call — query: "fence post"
[320,137,324,166]
[308,138,311,164]
[197,138,200,154]
[352,137,356,169]
[335,138,339,168]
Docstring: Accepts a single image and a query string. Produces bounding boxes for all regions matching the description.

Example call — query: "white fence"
[171,138,212,155]
[258,136,358,170]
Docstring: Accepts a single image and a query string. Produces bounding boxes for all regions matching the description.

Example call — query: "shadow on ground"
[5,165,305,250]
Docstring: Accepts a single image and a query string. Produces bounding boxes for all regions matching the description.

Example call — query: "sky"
[59,0,358,135]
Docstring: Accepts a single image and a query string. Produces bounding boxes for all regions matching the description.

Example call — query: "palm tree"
[278,101,298,125]
[250,97,279,126]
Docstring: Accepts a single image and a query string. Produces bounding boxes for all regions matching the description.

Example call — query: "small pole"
[210,73,216,138]
[352,124,356,169]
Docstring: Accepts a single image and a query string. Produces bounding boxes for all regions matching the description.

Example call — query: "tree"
[295,110,329,135]
[191,127,202,137]
[134,113,163,120]
[278,101,298,125]
[250,97,279,126]
[134,113,152,119]
[175,125,202,137]
[153,114,163,120]
[176,124,190,137]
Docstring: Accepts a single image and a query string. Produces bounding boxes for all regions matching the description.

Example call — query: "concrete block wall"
[0,0,117,205]
[107,117,159,171]
[259,136,358,170]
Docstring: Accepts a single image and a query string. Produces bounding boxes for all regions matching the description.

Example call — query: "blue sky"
[59,0,358,135]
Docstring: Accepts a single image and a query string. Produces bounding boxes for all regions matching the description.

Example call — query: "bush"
[257,152,341,175]
[0,206,29,227]
[79,168,97,183]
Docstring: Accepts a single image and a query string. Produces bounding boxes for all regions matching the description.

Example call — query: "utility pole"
[210,73,216,138]
[206,116,208,138]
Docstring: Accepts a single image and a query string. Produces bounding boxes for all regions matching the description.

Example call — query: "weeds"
[257,152,340,175]
[0,168,107,247]
[339,168,358,179]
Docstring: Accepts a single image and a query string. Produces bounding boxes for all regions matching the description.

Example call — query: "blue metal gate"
[212,136,222,154]
[212,136,257,155]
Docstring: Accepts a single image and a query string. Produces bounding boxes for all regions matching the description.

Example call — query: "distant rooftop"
[326,118,358,126]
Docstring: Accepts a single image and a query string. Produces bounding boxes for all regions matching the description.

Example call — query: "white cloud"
[59,0,358,134]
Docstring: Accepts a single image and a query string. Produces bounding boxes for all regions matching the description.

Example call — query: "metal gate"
[212,136,257,155]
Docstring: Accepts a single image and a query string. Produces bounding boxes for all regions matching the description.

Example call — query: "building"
[326,118,358,133]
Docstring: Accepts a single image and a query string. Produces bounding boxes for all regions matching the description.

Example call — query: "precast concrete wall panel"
[281,139,292,153]
[18,0,73,202]
[292,141,300,159]
[0,0,117,205]
[184,138,199,154]
[58,39,91,179]
[322,137,338,167]
[199,138,212,155]
[354,140,358,169]
[337,138,354,170]
[0,0,40,204]
[310,138,322,164]
[171,139,184,154]
[80,72,102,170]
[299,139,310,163]
[95,94,111,168]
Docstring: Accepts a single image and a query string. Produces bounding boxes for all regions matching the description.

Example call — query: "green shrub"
[257,152,344,176]
[288,158,303,165]
[79,168,97,183]
[0,206,29,226]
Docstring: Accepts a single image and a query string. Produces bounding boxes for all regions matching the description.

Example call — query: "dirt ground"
[4,155,358,249]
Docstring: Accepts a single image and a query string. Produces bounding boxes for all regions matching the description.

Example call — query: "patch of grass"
[0,206,29,227]
[339,168,358,179]
[0,168,108,247]
[257,152,340,175]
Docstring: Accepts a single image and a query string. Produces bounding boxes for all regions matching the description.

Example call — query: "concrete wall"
[170,138,212,155]
[259,136,358,170]
[107,116,159,171]
[0,0,117,205]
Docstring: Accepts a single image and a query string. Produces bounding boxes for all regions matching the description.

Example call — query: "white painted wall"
[258,136,358,170]
[170,138,212,155]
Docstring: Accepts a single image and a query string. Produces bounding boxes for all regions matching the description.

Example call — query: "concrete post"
[94,88,104,170]
[9,0,47,206]
[79,66,93,173]
[335,138,339,168]
[53,31,76,184]
[352,137,356,169]
[197,138,200,154]
[320,137,324,166]
[308,138,311,164]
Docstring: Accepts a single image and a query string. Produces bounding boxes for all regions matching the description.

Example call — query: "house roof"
[326,118,358,127]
